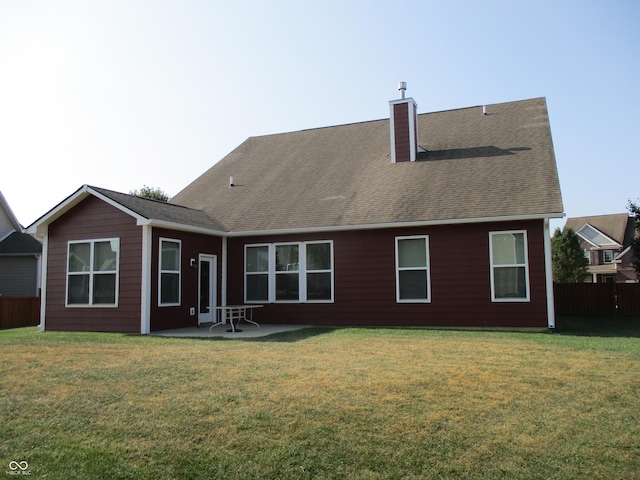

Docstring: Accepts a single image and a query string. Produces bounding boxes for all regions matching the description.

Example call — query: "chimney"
[389,81,418,163]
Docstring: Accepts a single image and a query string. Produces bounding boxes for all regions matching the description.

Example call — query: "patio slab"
[151,323,312,339]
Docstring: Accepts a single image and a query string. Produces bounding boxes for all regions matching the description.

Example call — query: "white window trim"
[603,250,614,264]
[489,230,530,303]
[304,240,335,303]
[395,235,431,303]
[273,242,301,303]
[245,243,270,303]
[158,237,181,307]
[65,238,120,308]
[244,241,334,304]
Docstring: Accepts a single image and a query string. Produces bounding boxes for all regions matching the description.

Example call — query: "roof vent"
[398,81,407,99]
[229,176,235,187]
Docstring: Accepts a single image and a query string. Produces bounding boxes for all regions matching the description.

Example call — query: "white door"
[198,254,217,325]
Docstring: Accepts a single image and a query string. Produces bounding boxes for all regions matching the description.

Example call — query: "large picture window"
[245,241,334,303]
[159,238,181,306]
[395,236,431,302]
[66,238,119,306]
[489,231,530,302]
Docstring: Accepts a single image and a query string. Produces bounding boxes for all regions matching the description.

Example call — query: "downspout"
[221,236,228,308]
[543,218,556,329]
[38,230,48,331]
[140,225,152,334]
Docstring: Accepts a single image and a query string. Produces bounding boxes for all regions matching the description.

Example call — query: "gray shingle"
[90,187,225,231]
[171,97,564,232]
[565,213,631,245]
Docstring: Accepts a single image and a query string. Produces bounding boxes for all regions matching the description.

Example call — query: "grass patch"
[1,326,639,479]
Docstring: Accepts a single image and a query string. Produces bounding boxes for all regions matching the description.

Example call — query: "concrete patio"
[151,323,313,339]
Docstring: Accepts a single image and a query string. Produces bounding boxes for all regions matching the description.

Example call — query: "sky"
[1,0,638,232]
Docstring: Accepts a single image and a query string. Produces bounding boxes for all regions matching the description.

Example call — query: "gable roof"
[0,190,23,239]
[27,185,225,235]
[171,97,564,233]
[0,231,42,255]
[565,213,632,247]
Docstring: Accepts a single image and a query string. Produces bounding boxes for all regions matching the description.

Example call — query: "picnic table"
[209,305,263,333]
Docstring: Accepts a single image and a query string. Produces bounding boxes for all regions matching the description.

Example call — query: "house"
[565,213,638,283]
[0,191,42,297]
[27,91,564,333]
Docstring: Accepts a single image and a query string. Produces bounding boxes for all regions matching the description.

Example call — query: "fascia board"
[576,230,600,248]
[142,219,227,236]
[25,185,148,235]
[615,246,632,260]
[225,212,565,238]
[0,190,24,232]
[87,187,149,223]
[576,223,621,248]
[26,186,90,235]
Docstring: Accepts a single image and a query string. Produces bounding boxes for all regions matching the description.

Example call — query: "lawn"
[1,325,639,479]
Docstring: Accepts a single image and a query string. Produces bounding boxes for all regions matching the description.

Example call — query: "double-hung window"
[245,241,333,303]
[66,238,119,306]
[395,236,431,302]
[245,245,269,302]
[489,231,529,301]
[159,238,181,306]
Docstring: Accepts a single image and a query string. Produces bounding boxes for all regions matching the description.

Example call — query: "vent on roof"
[389,82,418,163]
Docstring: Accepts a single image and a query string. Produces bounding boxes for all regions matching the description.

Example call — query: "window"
[66,239,119,306]
[159,239,181,306]
[306,242,333,301]
[245,241,333,303]
[395,236,430,302]
[489,231,529,302]
[246,245,269,302]
[584,249,591,264]
[276,244,299,301]
[603,250,614,264]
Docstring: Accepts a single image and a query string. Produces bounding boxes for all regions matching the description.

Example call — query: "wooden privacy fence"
[0,296,40,329]
[554,283,640,316]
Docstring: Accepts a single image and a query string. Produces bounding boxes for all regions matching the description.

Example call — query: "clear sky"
[1,0,638,232]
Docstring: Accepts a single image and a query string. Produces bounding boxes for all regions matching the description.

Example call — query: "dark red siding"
[46,196,142,333]
[150,228,223,331]
[227,220,550,328]
[392,102,411,163]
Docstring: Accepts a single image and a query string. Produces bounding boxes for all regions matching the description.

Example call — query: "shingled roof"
[565,213,634,246]
[27,185,225,235]
[90,187,225,232]
[171,97,564,233]
[0,231,42,255]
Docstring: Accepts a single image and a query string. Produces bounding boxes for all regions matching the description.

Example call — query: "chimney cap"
[398,81,407,99]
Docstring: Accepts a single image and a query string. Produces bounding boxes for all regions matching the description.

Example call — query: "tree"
[551,226,589,283]
[628,198,640,276]
[129,186,170,202]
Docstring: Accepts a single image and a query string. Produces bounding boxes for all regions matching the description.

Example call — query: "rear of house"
[28,90,564,332]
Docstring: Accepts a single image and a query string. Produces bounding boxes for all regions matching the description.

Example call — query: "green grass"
[1,325,639,479]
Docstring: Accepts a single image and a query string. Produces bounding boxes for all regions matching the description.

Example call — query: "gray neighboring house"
[0,191,42,296]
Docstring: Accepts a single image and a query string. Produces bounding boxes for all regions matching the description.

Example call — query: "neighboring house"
[565,213,638,283]
[27,93,564,333]
[0,191,42,296]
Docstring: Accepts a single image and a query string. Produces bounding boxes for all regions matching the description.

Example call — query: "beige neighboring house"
[565,213,638,283]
